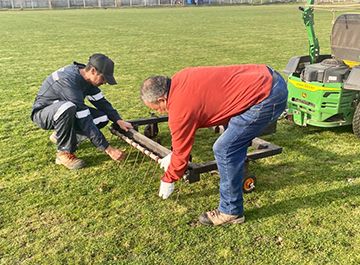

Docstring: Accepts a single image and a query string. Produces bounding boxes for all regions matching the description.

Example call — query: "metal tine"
[120,146,133,170]
[136,154,146,179]
[114,140,124,160]
[113,132,121,147]
[117,148,123,169]
[124,147,133,164]
[142,159,153,184]
[175,179,183,205]
[118,138,127,150]
[110,134,123,159]
[147,162,159,187]
[131,150,141,173]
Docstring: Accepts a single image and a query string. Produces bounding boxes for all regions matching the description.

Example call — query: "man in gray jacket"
[31,53,132,169]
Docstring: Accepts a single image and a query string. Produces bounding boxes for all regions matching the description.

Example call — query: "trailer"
[109,115,282,193]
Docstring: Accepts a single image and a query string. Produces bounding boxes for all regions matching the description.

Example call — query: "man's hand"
[159,152,172,171]
[117,120,133,132]
[159,180,175,199]
[105,145,126,162]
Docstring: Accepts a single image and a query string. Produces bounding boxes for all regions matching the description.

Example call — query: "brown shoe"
[198,209,245,226]
[55,151,86,169]
[50,132,57,144]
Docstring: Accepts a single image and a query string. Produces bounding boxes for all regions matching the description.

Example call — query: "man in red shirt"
[140,65,287,226]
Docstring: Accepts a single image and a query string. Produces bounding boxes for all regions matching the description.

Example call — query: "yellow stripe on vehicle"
[343,60,360,68]
[289,79,341,92]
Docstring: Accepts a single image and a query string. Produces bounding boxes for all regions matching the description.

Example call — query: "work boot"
[49,132,57,144]
[55,151,86,170]
[198,209,245,226]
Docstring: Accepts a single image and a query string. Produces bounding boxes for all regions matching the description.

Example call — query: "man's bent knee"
[213,136,226,157]
[53,102,77,122]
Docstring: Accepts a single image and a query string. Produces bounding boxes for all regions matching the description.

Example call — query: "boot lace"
[210,209,221,218]
[65,153,77,160]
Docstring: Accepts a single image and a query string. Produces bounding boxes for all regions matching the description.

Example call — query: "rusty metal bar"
[110,125,169,159]
[132,150,141,172]
[136,155,146,179]
[111,128,162,163]
[123,147,133,164]
[143,160,153,183]
[148,163,159,187]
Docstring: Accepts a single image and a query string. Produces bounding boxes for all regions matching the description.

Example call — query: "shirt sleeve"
[54,78,109,151]
[161,113,198,183]
[86,86,122,122]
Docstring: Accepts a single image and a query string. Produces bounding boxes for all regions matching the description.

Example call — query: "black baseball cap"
[88,53,117,85]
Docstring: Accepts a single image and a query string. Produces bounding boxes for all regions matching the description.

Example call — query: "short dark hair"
[140,76,169,104]
[85,62,102,75]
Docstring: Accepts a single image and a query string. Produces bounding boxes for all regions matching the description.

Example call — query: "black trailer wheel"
[353,103,360,140]
[144,123,159,138]
[242,174,257,194]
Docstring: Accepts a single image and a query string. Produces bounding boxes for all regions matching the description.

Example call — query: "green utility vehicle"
[283,0,360,139]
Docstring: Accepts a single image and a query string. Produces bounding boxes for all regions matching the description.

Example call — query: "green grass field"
[1,5,360,264]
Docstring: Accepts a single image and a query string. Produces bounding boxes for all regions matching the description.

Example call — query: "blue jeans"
[213,70,288,215]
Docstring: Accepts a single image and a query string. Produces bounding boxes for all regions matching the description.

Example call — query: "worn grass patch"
[1,5,360,265]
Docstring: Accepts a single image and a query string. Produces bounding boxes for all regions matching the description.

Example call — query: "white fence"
[0,0,359,9]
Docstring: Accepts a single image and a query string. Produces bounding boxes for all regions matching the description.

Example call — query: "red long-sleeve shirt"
[162,64,273,183]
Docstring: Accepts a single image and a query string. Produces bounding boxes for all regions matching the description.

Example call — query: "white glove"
[159,180,175,199]
[159,152,172,171]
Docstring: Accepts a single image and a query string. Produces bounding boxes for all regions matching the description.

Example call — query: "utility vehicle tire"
[353,103,360,140]
[242,174,257,194]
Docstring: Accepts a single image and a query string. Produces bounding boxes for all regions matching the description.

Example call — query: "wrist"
[105,145,112,154]
[161,176,175,184]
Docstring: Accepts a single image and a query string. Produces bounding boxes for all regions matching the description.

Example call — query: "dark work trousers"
[32,101,109,153]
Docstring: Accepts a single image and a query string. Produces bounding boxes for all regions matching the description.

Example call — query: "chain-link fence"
[0,0,359,9]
